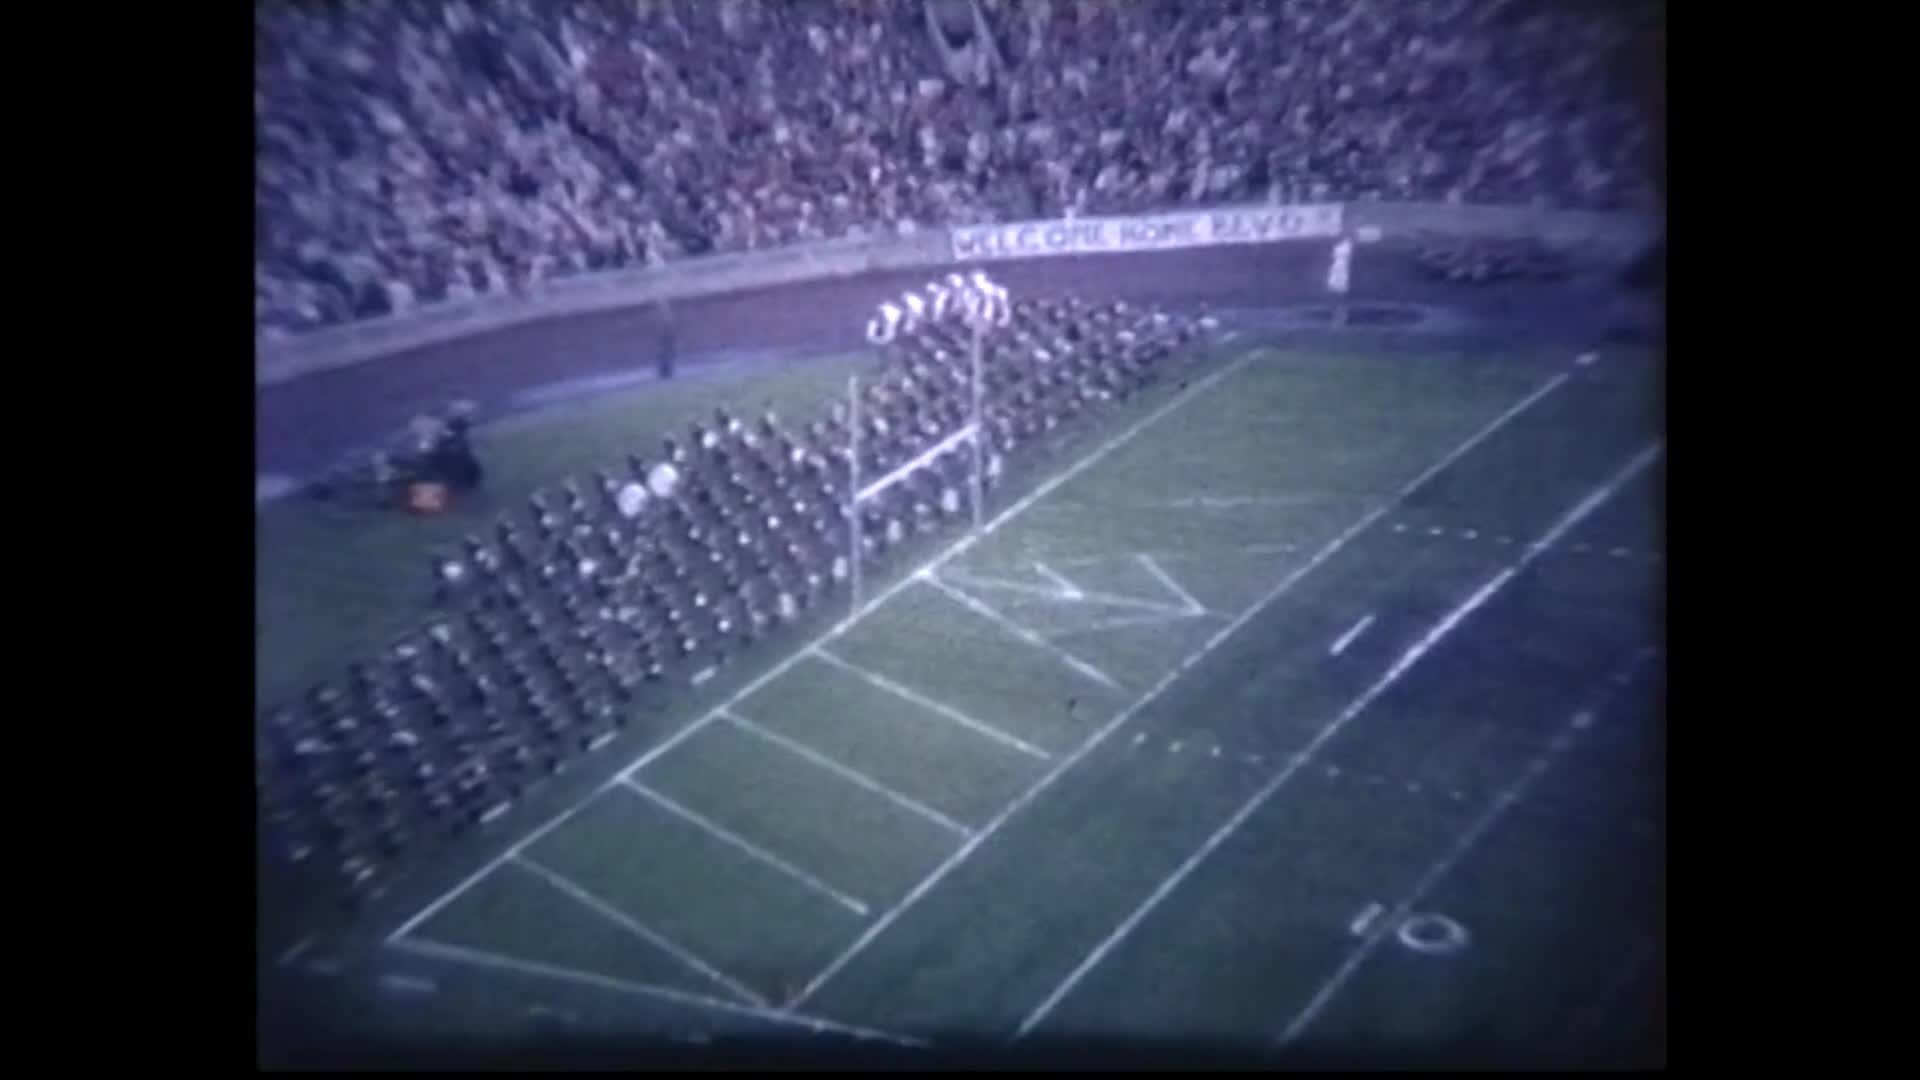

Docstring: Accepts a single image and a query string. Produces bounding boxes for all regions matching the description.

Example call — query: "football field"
[261,340,1663,1066]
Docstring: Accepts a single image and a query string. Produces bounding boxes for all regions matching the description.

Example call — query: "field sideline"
[260,338,1662,1066]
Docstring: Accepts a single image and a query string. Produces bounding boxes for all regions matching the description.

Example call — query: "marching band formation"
[259,280,1219,910]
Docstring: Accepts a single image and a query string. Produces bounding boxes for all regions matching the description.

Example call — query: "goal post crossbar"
[853,421,980,505]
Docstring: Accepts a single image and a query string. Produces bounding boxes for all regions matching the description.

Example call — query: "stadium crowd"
[256,0,1658,336]
[258,289,1216,906]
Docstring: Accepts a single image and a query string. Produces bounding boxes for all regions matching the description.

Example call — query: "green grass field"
[256,352,878,712]
[259,339,1663,1067]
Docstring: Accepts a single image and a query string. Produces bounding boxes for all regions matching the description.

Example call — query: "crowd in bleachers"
[257,290,1216,906]
[255,0,1658,336]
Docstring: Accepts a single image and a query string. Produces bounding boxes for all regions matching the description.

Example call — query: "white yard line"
[790,368,1581,1014]
[723,709,975,837]
[384,353,1255,946]
[620,780,871,918]
[1347,903,1387,937]
[1014,438,1654,1041]
[1276,646,1660,1047]
[513,854,770,1007]
[388,936,925,1047]
[921,574,1124,692]
[1328,613,1376,657]
[938,569,1188,615]
[1136,554,1207,614]
[810,646,1054,762]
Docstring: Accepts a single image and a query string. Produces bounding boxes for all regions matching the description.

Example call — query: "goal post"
[845,273,1006,617]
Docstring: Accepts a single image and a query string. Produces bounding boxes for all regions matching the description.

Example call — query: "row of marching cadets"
[257,275,1220,910]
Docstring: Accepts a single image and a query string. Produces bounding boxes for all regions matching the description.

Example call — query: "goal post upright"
[847,372,862,615]
[850,270,1005,616]
[970,315,985,532]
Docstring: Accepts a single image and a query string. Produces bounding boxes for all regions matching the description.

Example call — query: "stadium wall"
[255,201,1657,390]
[255,200,1657,487]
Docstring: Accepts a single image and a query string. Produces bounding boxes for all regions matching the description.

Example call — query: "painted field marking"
[1032,562,1086,600]
[1136,554,1208,615]
[389,937,924,1047]
[1276,644,1661,1046]
[811,646,1053,762]
[938,569,1184,615]
[796,365,1581,1015]
[1348,903,1387,937]
[514,853,770,1007]
[922,574,1124,692]
[377,973,439,995]
[620,779,871,917]
[385,351,1257,946]
[1015,442,1662,1039]
[1328,614,1376,657]
[277,936,314,968]
[724,709,975,837]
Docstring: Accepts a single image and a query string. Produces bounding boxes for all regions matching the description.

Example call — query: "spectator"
[255,0,1658,337]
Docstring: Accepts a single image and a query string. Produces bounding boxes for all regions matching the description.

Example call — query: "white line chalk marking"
[377,973,439,995]
[923,574,1124,692]
[1277,644,1660,1046]
[725,710,974,837]
[277,936,314,968]
[941,568,1186,615]
[514,854,770,1006]
[1348,903,1387,937]
[800,368,1578,1016]
[1046,611,1210,642]
[1328,614,1376,657]
[811,646,1053,762]
[620,780,870,917]
[1137,554,1207,614]
[386,352,1255,946]
[1396,914,1471,956]
[1032,561,1085,599]
[389,937,923,1047]
[1016,440,1661,1039]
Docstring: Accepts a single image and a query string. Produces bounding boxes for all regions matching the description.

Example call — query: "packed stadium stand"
[257,2,1662,1066]
[255,0,1658,336]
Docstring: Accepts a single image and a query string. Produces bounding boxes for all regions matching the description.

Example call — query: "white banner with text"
[950,203,1345,262]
